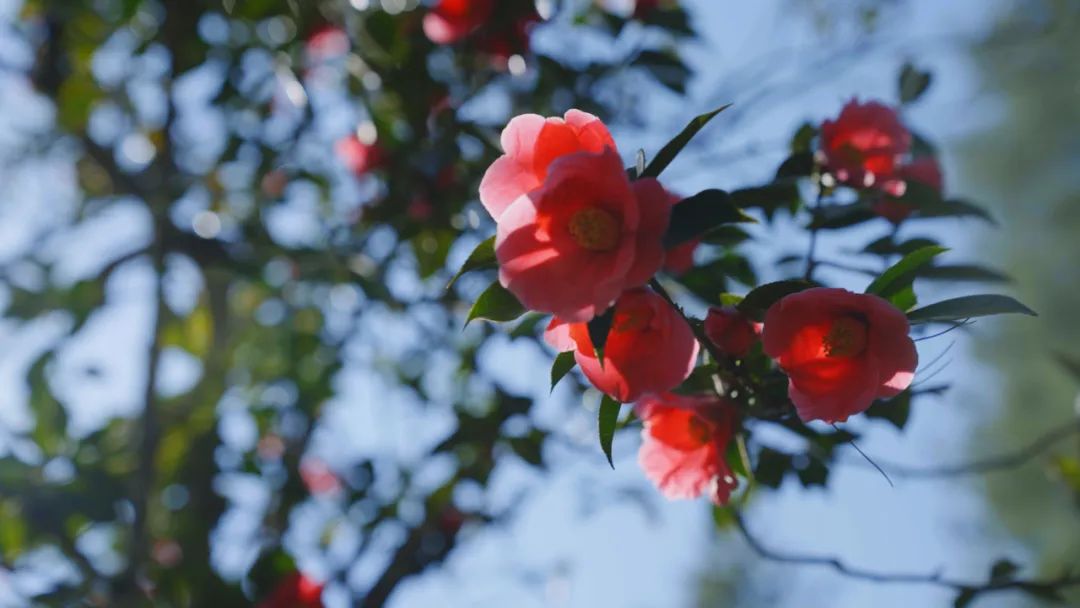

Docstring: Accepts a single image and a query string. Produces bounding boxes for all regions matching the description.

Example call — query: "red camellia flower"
[635,392,738,505]
[305,26,349,62]
[474,7,539,64]
[819,99,911,189]
[423,0,494,45]
[479,110,616,222]
[762,288,918,423]
[545,288,699,401]
[704,306,761,357]
[496,148,670,321]
[259,572,324,608]
[872,156,945,224]
[335,135,384,177]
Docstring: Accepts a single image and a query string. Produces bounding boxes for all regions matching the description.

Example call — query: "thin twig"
[843,419,1080,479]
[804,186,825,281]
[734,511,1080,595]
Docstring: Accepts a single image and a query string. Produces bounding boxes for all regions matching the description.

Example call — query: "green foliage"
[598,395,621,469]
[467,281,528,324]
[447,236,496,289]
[641,105,731,178]
[663,189,755,248]
[737,280,815,321]
[550,351,577,392]
[907,294,1036,324]
[898,62,933,104]
[864,245,948,310]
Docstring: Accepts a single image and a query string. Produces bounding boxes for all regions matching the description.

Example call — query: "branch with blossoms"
[449,62,1057,603]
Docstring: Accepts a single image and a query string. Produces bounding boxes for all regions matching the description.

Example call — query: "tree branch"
[734,511,1080,597]
[844,418,1080,479]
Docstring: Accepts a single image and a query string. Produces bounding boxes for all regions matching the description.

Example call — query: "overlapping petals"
[819,99,911,189]
[762,288,917,423]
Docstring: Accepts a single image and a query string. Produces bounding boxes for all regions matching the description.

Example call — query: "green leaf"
[989,558,1020,583]
[731,179,801,219]
[598,396,621,469]
[642,104,731,178]
[550,351,576,392]
[699,225,751,247]
[916,264,1011,284]
[907,294,1037,324]
[900,182,996,224]
[663,189,755,248]
[899,62,933,104]
[809,203,877,230]
[466,281,527,324]
[1017,584,1066,603]
[712,505,737,530]
[863,236,940,256]
[508,312,546,338]
[737,280,815,321]
[1054,352,1080,382]
[953,588,977,608]
[790,122,818,154]
[587,306,615,366]
[447,236,496,289]
[864,391,912,430]
[776,151,815,179]
[632,49,692,94]
[865,245,948,308]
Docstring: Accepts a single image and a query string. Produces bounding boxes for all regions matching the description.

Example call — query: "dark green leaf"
[737,280,815,321]
[917,264,1011,284]
[731,179,801,219]
[1017,584,1066,603]
[790,122,818,154]
[809,202,877,230]
[550,351,576,392]
[953,588,977,608]
[907,294,1037,324]
[754,448,792,488]
[664,189,755,248]
[989,559,1019,583]
[598,395,621,469]
[900,182,996,224]
[672,363,719,395]
[699,225,751,247]
[632,50,692,94]
[864,391,912,430]
[466,281,527,324]
[776,151,815,179]
[863,236,940,256]
[447,236,495,289]
[588,306,616,366]
[864,245,948,307]
[508,312,546,338]
[642,105,731,178]
[899,62,933,104]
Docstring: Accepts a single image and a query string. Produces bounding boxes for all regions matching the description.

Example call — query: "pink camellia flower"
[423,0,494,45]
[704,306,761,357]
[819,99,911,189]
[259,572,324,608]
[497,148,670,321]
[762,288,918,423]
[335,135,384,177]
[635,392,738,505]
[479,110,616,222]
[872,156,945,224]
[545,288,699,402]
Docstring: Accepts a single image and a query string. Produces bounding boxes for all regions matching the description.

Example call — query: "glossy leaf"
[587,306,616,366]
[466,281,527,324]
[663,189,755,248]
[642,104,731,178]
[864,245,948,307]
[598,396,621,469]
[447,236,496,289]
[550,351,576,392]
[737,280,814,321]
[907,294,1037,324]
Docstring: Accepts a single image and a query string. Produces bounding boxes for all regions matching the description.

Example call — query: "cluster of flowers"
[821,99,944,223]
[478,106,920,506]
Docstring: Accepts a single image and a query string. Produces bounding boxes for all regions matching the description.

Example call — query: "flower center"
[568,207,620,252]
[686,415,713,446]
[823,316,868,358]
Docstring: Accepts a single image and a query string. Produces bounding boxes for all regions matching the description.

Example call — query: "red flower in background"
[635,392,738,505]
[259,572,324,608]
[496,149,671,321]
[819,99,910,190]
[480,110,616,221]
[423,0,494,44]
[305,26,349,62]
[762,288,917,423]
[474,6,539,64]
[299,458,342,496]
[704,306,761,357]
[872,156,945,224]
[545,288,699,401]
[335,135,384,177]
